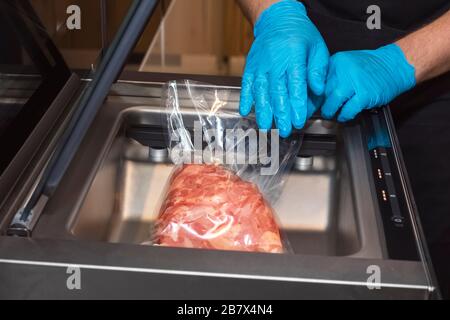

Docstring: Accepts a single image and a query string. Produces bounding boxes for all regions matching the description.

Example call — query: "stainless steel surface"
[0,235,432,300]
[71,132,357,256]
[27,91,383,259]
[0,81,434,299]
[0,81,435,299]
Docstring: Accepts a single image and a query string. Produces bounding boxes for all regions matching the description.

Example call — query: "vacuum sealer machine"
[0,0,439,299]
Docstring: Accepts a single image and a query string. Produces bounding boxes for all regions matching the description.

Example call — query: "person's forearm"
[396,10,450,83]
[237,0,281,25]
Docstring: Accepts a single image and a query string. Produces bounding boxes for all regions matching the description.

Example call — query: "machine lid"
[8,0,161,223]
[0,0,72,176]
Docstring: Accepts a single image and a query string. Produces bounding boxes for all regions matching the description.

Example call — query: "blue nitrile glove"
[240,0,329,138]
[321,44,416,122]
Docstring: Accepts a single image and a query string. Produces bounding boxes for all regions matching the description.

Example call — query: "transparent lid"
[0,0,71,175]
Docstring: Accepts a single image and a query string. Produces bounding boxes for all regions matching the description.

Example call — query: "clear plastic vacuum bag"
[149,80,302,253]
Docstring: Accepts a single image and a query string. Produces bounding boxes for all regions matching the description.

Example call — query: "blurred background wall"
[30,0,253,76]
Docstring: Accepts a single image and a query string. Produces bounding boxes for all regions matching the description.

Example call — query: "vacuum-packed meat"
[153,164,284,253]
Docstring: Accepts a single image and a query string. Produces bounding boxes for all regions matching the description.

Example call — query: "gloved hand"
[321,44,416,122]
[240,0,329,138]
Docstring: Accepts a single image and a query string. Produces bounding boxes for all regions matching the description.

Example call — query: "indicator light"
[381,190,388,202]
[377,169,383,179]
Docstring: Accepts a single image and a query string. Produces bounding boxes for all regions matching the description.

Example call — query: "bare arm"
[236,0,280,24]
[397,10,450,83]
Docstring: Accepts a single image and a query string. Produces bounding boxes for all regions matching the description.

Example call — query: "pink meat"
[154,164,283,253]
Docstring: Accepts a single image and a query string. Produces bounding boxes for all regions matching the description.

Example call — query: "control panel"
[363,109,420,261]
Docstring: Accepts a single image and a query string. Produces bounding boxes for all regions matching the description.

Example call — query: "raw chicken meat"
[153,164,283,253]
